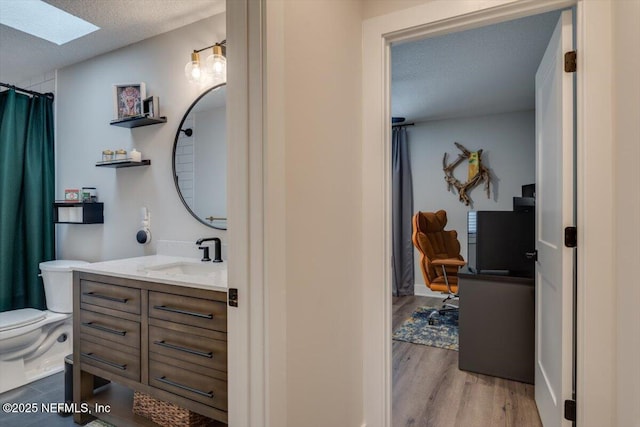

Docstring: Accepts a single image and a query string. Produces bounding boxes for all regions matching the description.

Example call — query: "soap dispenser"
[136,207,151,245]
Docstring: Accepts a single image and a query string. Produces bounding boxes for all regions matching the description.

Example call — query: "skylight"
[0,0,99,45]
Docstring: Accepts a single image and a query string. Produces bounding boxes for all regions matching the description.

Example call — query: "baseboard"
[413,283,444,298]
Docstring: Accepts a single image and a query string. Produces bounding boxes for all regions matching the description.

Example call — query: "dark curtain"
[0,89,55,311]
[391,127,414,296]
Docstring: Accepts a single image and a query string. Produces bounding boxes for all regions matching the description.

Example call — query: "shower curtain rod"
[0,82,54,101]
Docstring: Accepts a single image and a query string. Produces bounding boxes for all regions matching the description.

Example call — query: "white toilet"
[0,260,88,393]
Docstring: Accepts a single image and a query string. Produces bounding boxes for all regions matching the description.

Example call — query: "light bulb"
[184,51,202,83]
[205,45,227,81]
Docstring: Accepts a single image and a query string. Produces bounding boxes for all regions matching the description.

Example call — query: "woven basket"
[132,391,220,427]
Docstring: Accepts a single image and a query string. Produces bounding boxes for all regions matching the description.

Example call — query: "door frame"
[227,0,266,425]
[362,1,616,426]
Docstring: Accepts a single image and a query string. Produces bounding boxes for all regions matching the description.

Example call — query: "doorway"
[361,1,618,426]
[389,9,565,426]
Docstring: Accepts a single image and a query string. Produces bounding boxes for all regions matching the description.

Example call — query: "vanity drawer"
[149,325,227,372]
[80,280,141,315]
[149,292,227,332]
[80,339,140,381]
[149,360,227,411]
[80,309,140,349]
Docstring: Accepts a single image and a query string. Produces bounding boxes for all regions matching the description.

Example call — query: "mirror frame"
[172,83,227,230]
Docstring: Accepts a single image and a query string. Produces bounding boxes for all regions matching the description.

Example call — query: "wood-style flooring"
[392,295,542,427]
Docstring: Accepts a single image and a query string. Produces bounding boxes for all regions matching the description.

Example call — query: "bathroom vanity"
[72,256,228,426]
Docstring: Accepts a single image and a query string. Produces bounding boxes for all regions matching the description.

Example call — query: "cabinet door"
[80,309,140,348]
[149,292,227,331]
[80,339,140,381]
[149,360,227,410]
[80,280,141,314]
[149,325,227,372]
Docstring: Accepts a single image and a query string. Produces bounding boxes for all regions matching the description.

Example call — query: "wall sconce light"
[184,40,226,84]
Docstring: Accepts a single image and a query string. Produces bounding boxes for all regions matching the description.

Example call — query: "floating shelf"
[53,202,104,224]
[96,159,151,168]
[110,115,167,128]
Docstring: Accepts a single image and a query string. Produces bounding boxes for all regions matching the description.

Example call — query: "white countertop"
[74,255,227,292]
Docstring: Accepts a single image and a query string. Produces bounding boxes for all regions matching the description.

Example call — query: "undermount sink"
[145,261,219,277]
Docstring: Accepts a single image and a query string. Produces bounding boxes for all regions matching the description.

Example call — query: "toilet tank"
[39,260,89,313]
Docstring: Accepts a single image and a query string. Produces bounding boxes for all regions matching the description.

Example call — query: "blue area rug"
[392,306,459,351]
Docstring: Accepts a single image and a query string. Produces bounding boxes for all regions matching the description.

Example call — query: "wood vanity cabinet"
[73,272,228,426]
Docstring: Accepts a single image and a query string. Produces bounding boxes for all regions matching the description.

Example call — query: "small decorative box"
[64,189,80,202]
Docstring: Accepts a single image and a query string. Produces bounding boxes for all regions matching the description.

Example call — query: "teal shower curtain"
[0,89,55,311]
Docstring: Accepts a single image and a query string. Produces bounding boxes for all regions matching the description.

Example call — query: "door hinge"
[564,399,577,421]
[228,288,238,307]
[564,226,577,248]
[565,51,577,73]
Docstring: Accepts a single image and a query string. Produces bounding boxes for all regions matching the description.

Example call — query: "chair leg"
[427,309,439,325]
[427,266,461,325]
[427,299,458,325]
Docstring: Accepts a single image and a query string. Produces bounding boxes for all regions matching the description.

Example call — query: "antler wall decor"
[442,142,491,206]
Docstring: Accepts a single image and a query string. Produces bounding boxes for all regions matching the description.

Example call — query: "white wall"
[265,1,364,426]
[264,1,637,426]
[55,15,226,262]
[13,72,56,96]
[409,110,535,282]
[613,0,640,425]
[362,0,429,19]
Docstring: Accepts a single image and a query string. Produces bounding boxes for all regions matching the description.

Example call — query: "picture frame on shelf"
[142,96,159,118]
[113,83,146,119]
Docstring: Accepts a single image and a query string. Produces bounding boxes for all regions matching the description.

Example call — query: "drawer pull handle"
[81,352,127,370]
[153,305,213,319]
[82,322,127,336]
[153,340,213,358]
[156,376,214,398]
[83,292,128,304]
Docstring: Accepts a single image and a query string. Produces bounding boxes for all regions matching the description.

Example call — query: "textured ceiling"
[391,10,561,122]
[3,3,560,121]
[0,0,225,85]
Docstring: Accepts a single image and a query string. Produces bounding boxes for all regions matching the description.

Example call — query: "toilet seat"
[0,308,46,332]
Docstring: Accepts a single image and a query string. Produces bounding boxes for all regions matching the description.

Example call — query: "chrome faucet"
[196,237,222,262]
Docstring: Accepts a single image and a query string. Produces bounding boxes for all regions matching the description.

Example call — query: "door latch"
[564,51,577,73]
[564,227,577,248]
[564,399,577,421]
[228,288,238,307]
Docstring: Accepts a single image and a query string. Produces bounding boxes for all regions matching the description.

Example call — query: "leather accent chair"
[411,210,466,324]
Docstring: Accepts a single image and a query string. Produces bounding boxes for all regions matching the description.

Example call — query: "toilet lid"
[39,260,89,272]
[0,308,46,332]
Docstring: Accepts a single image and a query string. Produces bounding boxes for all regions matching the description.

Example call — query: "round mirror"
[172,83,227,230]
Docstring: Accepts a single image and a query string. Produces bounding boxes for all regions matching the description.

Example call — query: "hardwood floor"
[392,295,542,427]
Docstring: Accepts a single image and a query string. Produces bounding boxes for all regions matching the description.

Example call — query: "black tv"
[467,210,535,277]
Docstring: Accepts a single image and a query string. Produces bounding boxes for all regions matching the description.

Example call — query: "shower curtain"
[0,89,55,311]
[391,126,414,296]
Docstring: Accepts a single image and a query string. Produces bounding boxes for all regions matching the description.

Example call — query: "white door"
[534,10,575,427]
